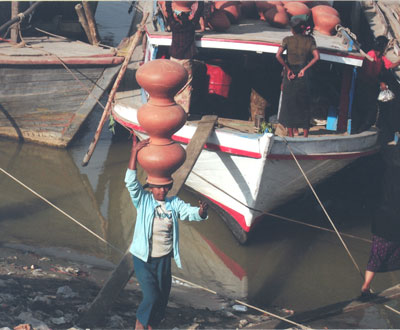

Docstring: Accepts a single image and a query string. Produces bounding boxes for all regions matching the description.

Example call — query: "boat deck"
[147,17,365,66]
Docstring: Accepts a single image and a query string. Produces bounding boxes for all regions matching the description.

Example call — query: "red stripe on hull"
[206,196,250,232]
[201,235,247,280]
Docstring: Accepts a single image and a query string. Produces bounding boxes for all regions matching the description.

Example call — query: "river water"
[1,1,400,323]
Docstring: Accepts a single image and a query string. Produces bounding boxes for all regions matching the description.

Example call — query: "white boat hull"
[112,102,379,243]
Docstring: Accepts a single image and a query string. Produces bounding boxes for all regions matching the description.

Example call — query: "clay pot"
[172,1,194,12]
[283,1,311,17]
[136,59,188,106]
[311,4,339,17]
[240,1,258,19]
[313,12,340,35]
[135,59,188,185]
[214,1,241,24]
[137,143,186,185]
[265,5,289,28]
[158,1,167,18]
[138,103,187,145]
[208,9,231,32]
[255,1,282,21]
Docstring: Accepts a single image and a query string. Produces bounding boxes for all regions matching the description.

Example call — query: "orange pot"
[265,5,289,28]
[215,1,241,24]
[313,11,341,35]
[311,4,339,17]
[283,1,311,17]
[209,9,231,31]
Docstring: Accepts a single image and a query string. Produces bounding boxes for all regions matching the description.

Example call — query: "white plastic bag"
[377,88,395,102]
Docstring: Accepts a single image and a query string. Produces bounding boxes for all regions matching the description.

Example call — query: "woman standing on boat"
[276,16,319,138]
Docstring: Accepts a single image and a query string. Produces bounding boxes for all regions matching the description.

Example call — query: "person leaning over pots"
[125,138,208,330]
[276,16,320,138]
[166,1,204,113]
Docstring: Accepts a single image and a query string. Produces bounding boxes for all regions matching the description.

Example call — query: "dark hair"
[290,16,308,34]
[143,182,173,190]
[374,35,389,53]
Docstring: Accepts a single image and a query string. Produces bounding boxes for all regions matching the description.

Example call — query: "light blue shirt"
[125,169,206,268]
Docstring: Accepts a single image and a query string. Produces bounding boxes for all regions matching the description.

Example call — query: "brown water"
[1,1,399,323]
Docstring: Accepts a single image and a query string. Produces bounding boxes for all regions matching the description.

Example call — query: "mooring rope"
[189,170,372,244]
[0,166,311,329]
[282,137,400,317]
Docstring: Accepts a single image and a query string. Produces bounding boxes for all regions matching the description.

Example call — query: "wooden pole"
[75,3,93,45]
[0,2,41,35]
[81,12,149,167]
[10,2,19,43]
[82,1,100,45]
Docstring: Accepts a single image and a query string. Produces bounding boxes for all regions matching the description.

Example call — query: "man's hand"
[198,200,209,219]
[128,138,150,170]
[287,69,296,80]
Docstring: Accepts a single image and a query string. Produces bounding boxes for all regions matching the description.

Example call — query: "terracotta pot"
[283,1,311,17]
[255,1,282,20]
[136,59,188,106]
[265,5,289,28]
[240,1,257,19]
[172,1,194,12]
[158,1,167,18]
[138,103,187,145]
[137,143,186,185]
[135,59,188,185]
[208,9,231,32]
[311,4,339,17]
[215,1,241,24]
[313,12,340,35]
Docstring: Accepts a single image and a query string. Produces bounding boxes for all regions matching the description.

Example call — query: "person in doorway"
[360,146,400,299]
[276,16,319,138]
[166,1,204,114]
[125,138,208,329]
[352,35,400,133]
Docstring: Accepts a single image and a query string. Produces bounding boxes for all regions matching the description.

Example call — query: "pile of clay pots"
[158,1,341,36]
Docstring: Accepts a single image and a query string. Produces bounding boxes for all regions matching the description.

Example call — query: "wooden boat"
[112,1,380,244]
[0,2,125,148]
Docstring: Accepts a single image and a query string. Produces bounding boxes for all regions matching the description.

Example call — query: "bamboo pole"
[10,2,19,43]
[82,1,100,45]
[81,12,149,167]
[75,3,93,45]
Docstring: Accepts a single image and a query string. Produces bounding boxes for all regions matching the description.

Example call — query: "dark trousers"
[133,254,172,327]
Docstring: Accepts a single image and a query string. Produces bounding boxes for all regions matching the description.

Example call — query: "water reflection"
[1,122,400,314]
[0,1,399,318]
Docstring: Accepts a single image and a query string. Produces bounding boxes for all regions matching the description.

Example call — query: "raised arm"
[128,138,150,170]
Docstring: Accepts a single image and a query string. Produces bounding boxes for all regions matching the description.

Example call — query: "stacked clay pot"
[135,59,188,185]
[208,9,231,32]
[172,1,194,12]
[311,4,340,35]
[283,1,311,17]
[265,4,289,28]
[214,1,242,24]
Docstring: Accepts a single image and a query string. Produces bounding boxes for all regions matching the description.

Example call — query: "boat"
[112,1,380,244]
[0,3,125,148]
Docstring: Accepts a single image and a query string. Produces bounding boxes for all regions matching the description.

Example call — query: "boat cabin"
[144,2,365,135]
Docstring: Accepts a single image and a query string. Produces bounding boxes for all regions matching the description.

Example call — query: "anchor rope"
[189,170,371,244]
[281,138,364,278]
[282,137,400,317]
[0,166,311,329]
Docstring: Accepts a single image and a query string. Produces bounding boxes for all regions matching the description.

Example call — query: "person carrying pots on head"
[276,15,320,138]
[351,35,400,134]
[125,138,208,330]
[166,1,204,114]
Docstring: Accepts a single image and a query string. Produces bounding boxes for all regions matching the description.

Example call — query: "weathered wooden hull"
[0,64,120,147]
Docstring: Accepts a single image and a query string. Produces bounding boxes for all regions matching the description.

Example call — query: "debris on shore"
[0,245,292,329]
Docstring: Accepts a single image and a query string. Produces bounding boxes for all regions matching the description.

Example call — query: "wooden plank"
[168,115,218,197]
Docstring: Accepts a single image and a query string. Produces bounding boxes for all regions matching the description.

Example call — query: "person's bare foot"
[135,319,145,330]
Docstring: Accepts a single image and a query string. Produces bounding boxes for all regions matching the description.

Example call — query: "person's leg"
[303,128,309,137]
[361,270,375,292]
[287,128,294,137]
[133,256,161,328]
